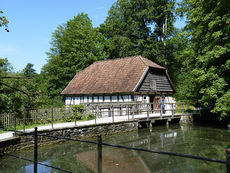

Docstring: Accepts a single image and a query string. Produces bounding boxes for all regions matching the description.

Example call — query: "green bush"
[71,104,86,120]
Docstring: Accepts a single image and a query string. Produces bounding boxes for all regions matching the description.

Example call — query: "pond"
[0,124,229,173]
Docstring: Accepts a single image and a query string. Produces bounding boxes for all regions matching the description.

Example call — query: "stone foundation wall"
[180,115,193,124]
[0,121,138,156]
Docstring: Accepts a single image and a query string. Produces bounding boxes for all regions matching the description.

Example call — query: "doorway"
[153,96,161,110]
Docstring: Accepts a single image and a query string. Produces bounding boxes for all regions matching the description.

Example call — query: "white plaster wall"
[65,97,71,105]
[134,95,142,102]
[165,96,176,110]
[143,95,149,103]
[75,97,80,104]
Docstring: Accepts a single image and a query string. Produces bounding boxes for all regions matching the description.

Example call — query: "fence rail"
[0,127,229,173]
[0,102,200,130]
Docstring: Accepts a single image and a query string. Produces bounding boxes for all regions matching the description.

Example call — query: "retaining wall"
[0,121,138,156]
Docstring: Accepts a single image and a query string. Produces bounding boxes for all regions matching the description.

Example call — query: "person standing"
[160,97,165,114]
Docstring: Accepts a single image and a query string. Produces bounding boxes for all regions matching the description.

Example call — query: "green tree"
[42,13,107,101]
[176,0,230,121]
[100,0,176,62]
[0,60,42,114]
[0,10,9,31]
[23,63,36,77]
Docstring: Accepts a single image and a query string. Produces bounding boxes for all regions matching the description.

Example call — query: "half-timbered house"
[61,56,176,110]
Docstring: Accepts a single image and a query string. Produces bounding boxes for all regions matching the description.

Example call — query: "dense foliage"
[99,0,180,79]
[41,13,107,100]
[175,0,230,121]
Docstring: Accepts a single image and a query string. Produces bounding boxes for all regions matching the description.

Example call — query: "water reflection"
[0,124,229,173]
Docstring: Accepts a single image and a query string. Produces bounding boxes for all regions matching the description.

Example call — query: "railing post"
[95,106,97,124]
[182,103,184,114]
[226,148,230,173]
[127,105,130,120]
[97,135,102,173]
[147,104,150,120]
[51,107,54,129]
[23,110,26,132]
[34,127,38,173]
[120,105,122,116]
[172,103,174,118]
[112,106,114,123]
[132,105,135,119]
[160,103,162,119]
[14,113,17,134]
[75,110,77,127]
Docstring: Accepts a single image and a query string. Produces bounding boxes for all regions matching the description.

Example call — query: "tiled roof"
[61,56,165,95]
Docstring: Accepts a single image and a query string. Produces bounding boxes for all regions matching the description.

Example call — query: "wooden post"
[23,110,26,132]
[96,106,99,117]
[120,105,122,116]
[226,148,230,173]
[14,114,17,134]
[182,103,184,114]
[172,103,174,118]
[51,107,54,129]
[127,105,130,120]
[147,104,150,121]
[34,127,38,173]
[97,135,102,173]
[132,106,134,119]
[95,112,97,124]
[112,106,114,123]
[108,106,111,117]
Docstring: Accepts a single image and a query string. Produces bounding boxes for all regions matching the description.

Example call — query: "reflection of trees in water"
[0,124,228,173]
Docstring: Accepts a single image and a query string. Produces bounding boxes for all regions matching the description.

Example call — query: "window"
[84,96,88,103]
[94,96,98,102]
[104,96,110,102]
[150,80,156,90]
[119,96,124,102]
[99,96,103,102]
[112,96,118,102]
[88,96,92,103]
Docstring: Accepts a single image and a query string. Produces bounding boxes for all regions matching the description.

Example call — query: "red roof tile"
[61,56,165,95]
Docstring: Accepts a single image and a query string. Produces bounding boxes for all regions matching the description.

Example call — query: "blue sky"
[0,0,185,73]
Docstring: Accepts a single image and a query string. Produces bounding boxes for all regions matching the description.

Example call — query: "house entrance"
[153,96,161,110]
[150,95,154,110]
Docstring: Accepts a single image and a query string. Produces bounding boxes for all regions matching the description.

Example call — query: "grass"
[0,114,95,134]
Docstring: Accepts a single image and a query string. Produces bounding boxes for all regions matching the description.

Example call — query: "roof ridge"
[93,56,141,64]
[138,56,148,67]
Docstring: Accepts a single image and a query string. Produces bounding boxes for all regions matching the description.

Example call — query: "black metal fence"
[1,127,229,173]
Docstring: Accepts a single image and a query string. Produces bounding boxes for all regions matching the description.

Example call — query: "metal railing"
[0,127,229,173]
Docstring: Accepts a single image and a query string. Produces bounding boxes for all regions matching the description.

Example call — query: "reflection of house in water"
[160,131,177,148]
[75,126,192,173]
[76,148,151,173]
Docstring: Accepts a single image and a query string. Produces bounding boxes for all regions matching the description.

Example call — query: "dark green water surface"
[0,124,230,173]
